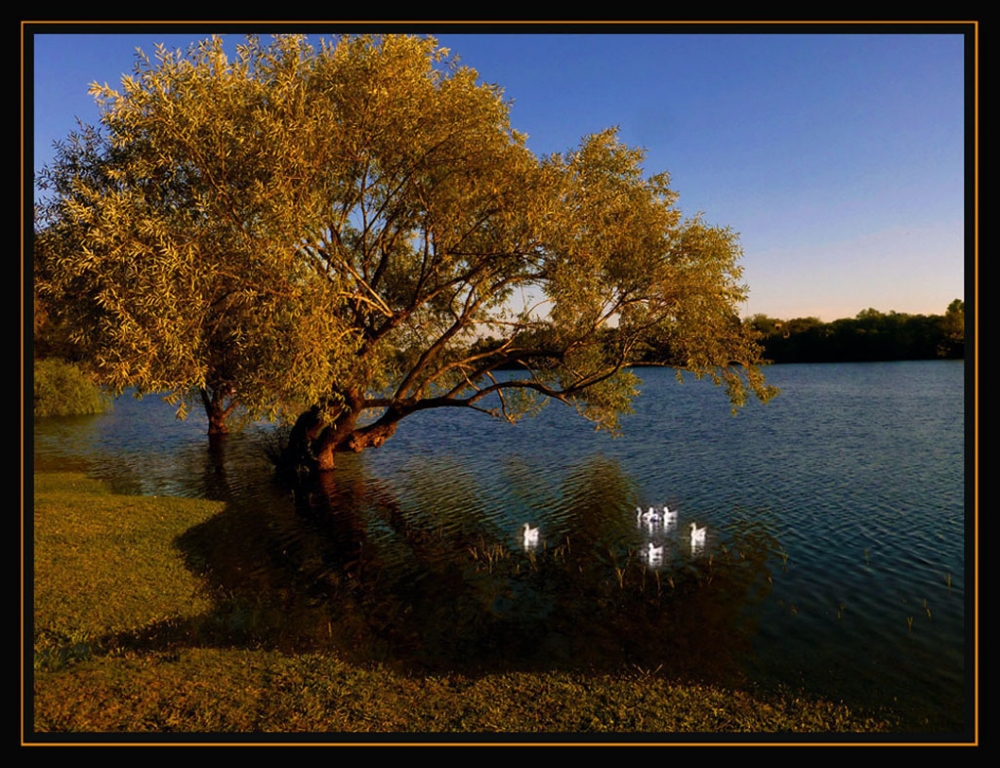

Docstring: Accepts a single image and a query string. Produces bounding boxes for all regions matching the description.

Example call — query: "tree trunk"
[282,390,369,473]
[279,396,407,475]
[200,387,233,435]
[346,417,401,453]
[206,408,229,435]
[314,438,338,471]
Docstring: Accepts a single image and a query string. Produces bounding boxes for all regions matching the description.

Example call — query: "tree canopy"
[35,34,776,469]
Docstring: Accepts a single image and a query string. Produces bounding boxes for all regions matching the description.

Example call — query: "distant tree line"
[744,300,965,364]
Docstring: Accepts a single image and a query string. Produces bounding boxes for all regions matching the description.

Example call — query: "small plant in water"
[924,599,931,619]
[946,572,952,591]
[907,616,914,632]
[864,548,870,565]
[468,539,509,573]
[614,566,626,590]
[631,663,663,679]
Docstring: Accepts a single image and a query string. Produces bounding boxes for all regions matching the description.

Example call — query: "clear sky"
[28,24,970,322]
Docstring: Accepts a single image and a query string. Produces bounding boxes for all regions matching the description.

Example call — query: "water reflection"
[643,541,665,567]
[33,362,967,731]
[159,454,781,687]
[689,523,708,556]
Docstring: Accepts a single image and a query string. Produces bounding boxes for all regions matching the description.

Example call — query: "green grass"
[31,471,896,736]
[33,472,221,667]
[32,649,891,734]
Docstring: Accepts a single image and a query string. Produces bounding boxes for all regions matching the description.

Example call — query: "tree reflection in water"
[172,455,780,689]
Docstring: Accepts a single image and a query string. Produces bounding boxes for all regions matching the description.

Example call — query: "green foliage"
[941,299,965,357]
[749,300,965,363]
[944,299,965,333]
[36,34,775,459]
[33,358,113,419]
[35,37,349,431]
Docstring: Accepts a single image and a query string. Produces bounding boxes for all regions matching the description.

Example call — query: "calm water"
[32,360,969,733]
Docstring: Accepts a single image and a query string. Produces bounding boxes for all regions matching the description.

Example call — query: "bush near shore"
[33,358,112,419]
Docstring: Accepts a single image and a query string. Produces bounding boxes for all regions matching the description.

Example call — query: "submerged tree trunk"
[280,395,405,475]
[200,387,237,435]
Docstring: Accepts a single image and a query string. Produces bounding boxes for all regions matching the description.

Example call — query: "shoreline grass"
[31,471,896,736]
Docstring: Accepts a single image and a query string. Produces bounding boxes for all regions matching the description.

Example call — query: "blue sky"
[29,25,970,322]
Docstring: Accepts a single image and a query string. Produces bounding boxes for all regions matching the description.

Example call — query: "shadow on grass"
[47,458,780,701]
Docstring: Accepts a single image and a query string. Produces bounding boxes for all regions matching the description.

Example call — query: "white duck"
[521,523,540,547]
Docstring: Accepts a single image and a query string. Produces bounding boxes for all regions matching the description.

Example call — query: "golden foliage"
[36,34,774,443]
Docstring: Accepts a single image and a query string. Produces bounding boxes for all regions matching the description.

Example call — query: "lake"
[32,360,969,733]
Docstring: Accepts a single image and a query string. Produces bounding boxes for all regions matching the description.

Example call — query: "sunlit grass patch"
[33,472,223,667]
[32,648,895,734]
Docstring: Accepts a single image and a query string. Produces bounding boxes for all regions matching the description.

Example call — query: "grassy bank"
[31,471,895,736]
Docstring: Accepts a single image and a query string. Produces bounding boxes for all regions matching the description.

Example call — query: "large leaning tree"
[35,34,777,469]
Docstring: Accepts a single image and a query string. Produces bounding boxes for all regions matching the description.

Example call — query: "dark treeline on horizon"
[744,300,965,364]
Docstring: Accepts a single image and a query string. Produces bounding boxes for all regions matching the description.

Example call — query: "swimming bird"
[522,523,540,547]
[689,522,707,547]
[642,506,661,523]
[647,541,664,559]
[662,505,678,524]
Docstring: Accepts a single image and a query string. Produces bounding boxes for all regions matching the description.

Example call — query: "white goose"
[521,523,540,547]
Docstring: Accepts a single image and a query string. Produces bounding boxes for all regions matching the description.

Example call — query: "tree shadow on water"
[91,457,781,693]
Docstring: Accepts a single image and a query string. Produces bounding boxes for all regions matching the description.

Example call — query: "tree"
[940,298,964,358]
[35,34,777,469]
[35,36,347,433]
[943,299,964,335]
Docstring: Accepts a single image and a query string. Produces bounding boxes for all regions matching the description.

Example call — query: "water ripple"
[33,360,967,731]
